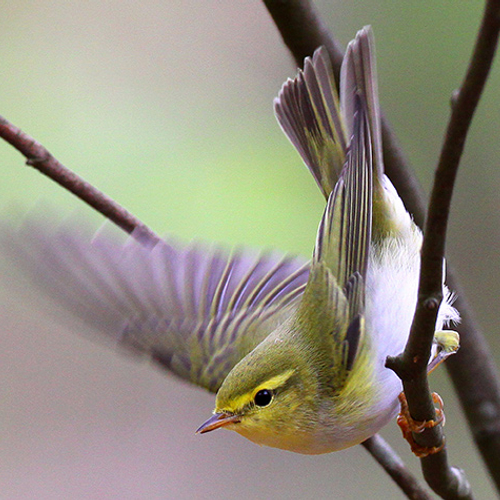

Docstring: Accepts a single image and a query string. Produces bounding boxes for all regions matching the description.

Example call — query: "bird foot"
[396,392,445,458]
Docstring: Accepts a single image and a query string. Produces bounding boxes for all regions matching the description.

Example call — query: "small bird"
[1,26,459,454]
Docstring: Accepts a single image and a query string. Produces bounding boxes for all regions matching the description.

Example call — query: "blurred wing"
[0,217,309,393]
[274,46,347,199]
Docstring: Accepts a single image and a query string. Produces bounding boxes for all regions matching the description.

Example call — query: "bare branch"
[362,435,433,500]
[386,0,500,496]
[445,278,500,490]
[0,116,161,246]
[263,0,344,75]
[397,0,500,374]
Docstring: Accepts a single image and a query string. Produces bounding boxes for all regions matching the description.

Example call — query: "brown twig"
[263,0,344,75]
[362,435,433,500]
[0,116,161,246]
[445,277,500,490]
[386,0,500,496]
[263,0,500,496]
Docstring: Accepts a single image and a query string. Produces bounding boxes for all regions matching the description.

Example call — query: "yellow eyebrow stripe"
[230,369,296,410]
[254,370,296,394]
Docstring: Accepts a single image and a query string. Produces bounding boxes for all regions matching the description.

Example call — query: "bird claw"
[396,392,446,458]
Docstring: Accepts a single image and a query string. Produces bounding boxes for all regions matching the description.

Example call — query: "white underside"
[363,179,459,443]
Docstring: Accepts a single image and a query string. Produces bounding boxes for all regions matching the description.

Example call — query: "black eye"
[254,389,273,407]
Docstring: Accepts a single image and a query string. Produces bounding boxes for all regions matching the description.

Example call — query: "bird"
[0,26,459,455]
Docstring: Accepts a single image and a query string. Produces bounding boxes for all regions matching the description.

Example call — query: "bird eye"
[254,389,273,407]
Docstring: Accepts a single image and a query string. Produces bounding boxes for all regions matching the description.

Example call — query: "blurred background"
[0,1,498,498]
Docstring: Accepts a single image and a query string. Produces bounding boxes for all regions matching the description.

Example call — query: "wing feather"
[306,99,372,383]
[274,47,347,198]
[341,26,383,180]
[0,216,309,392]
[314,96,372,292]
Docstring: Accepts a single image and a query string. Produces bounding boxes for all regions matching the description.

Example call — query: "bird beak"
[195,412,241,434]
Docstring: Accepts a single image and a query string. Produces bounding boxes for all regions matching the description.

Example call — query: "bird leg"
[396,392,446,458]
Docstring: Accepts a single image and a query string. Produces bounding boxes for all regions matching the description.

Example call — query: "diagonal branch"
[0,116,161,246]
[445,277,500,490]
[390,0,500,384]
[388,1,500,497]
[362,435,433,500]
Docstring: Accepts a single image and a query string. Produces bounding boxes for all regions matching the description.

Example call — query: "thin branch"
[263,0,344,74]
[393,0,500,374]
[362,435,433,500]
[445,277,500,491]
[263,0,500,494]
[386,0,500,496]
[0,116,161,246]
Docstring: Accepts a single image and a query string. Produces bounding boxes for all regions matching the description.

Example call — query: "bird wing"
[295,95,372,392]
[287,34,375,389]
[311,96,373,382]
[0,216,309,393]
[274,46,348,199]
[314,95,372,292]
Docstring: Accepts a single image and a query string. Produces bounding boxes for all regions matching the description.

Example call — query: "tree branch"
[388,0,500,382]
[0,116,161,246]
[263,0,344,74]
[387,0,500,496]
[445,277,500,490]
[362,435,433,500]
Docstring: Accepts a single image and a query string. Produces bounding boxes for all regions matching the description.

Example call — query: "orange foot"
[397,392,445,458]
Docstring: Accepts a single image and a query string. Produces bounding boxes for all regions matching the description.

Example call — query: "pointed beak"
[195,412,241,434]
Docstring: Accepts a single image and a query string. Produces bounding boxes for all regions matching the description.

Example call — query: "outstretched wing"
[0,216,309,393]
[341,26,383,179]
[314,95,372,293]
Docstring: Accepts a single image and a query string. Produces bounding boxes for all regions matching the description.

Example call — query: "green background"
[0,1,498,498]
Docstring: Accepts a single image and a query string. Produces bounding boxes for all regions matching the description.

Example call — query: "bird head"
[196,333,320,453]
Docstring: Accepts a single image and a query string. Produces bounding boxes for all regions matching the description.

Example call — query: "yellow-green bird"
[1,26,458,454]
